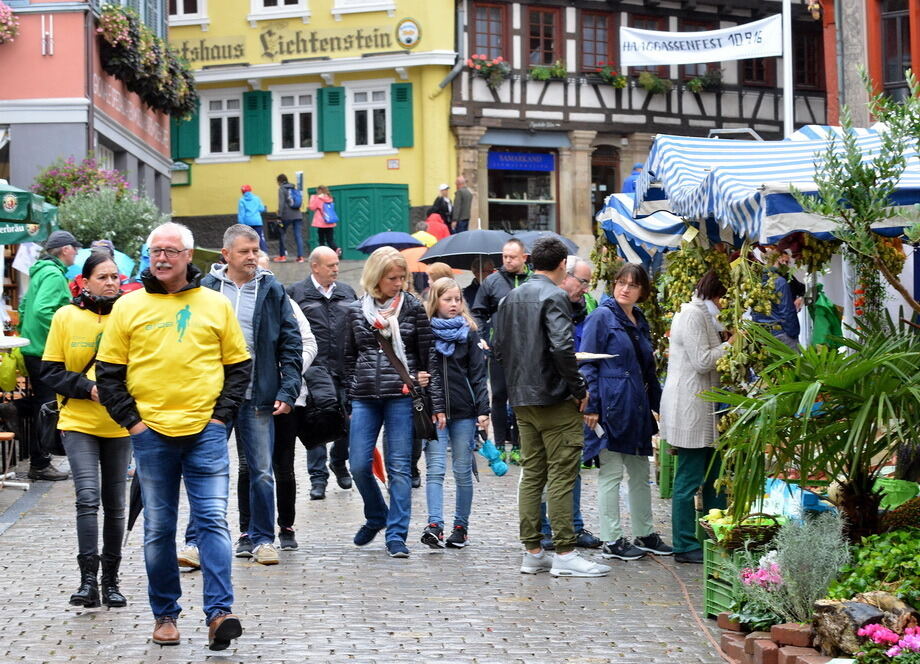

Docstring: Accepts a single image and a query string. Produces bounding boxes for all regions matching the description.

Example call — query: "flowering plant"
[596,62,628,88]
[857,625,920,662]
[467,54,510,89]
[0,1,20,45]
[740,551,784,590]
[32,157,130,206]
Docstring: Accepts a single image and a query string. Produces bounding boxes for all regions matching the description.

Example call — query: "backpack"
[322,200,339,225]
[286,186,303,210]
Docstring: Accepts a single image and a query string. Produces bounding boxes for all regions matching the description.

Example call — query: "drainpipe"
[432,1,466,98]
[85,5,95,156]
[834,0,845,115]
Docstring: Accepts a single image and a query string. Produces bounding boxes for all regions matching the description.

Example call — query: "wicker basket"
[699,512,782,550]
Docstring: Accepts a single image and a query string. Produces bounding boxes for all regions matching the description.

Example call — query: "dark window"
[741,58,776,86]
[679,20,717,78]
[882,0,911,99]
[472,2,507,62]
[168,0,199,15]
[262,0,299,6]
[581,11,616,71]
[630,15,668,77]
[528,7,560,66]
[794,31,824,89]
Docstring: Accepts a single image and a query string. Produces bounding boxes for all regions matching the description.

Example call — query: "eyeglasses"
[567,273,590,287]
[615,280,641,291]
[149,247,187,258]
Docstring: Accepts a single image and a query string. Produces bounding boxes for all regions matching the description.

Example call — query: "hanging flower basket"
[467,54,511,90]
[0,1,20,45]
[596,62,628,89]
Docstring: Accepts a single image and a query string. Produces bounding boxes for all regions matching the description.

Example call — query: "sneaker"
[27,464,69,481]
[420,523,444,549]
[354,524,381,546]
[550,551,612,577]
[674,548,705,564]
[445,525,468,548]
[278,528,298,551]
[575,529,603,549]
[177,545,200,569]
[235,534,253,558]
[508,448,522,466]
[520,550,553,574]
[252,542,280,565]
[601,537,647,561]
[634,533,673,556]
[295,257,304,263]
[386,540,410,558]
[272,256,287,263]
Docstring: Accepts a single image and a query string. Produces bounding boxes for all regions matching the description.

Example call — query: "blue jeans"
[424,418,476,528]
[186,402,276,546]
[349,397,413,543]
[278,218,304,258]
[251,225,268,252]
[131,422,232,623]
[540,473,585,539]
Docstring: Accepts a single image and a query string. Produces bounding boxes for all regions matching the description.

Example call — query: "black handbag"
[374,331,437,441]
[38,353,97,457]
[295,365,347,449]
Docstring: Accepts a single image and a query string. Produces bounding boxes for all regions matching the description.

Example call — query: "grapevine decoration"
[589,232,624,290]
[799,234,841,273]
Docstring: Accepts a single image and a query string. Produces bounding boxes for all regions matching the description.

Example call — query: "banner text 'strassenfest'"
[619,14,783,67]
[171,26,394,65]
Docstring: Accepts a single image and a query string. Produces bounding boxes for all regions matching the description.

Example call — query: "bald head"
[309,246,340,287]
[456,176,466,188]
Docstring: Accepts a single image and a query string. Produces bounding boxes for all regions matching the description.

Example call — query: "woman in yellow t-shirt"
[41,251,130,610]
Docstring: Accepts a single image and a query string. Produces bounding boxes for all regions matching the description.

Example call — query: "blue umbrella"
[66,247,136,280]
[356,231,423,254]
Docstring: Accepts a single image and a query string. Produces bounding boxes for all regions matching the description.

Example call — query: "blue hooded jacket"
[238,191,267,227]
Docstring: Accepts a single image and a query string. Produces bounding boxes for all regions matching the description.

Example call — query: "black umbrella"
[512,230,579,255]
[124,473,143,544]
[419,229,513,270]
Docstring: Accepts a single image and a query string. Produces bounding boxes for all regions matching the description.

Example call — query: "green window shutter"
[243,90,272,156]
[171,106,200,160]
[317,87,346,152]
[390,83,413,148]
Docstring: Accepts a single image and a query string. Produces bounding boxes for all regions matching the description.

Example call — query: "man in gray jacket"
[275,174,305,263]
[493,237,610,578]
[451,175,473,234]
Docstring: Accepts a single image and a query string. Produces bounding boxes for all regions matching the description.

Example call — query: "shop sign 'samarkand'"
[171,18,422,65]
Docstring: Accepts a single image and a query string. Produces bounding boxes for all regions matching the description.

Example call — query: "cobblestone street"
[0,440,722,664]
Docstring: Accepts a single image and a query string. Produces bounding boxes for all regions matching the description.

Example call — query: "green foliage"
[529,60,567,81]
[467,54,510,90]
[729,512,850,624]
[596,62,628,88]
[32,156,130,206]
[686,69,723,94]
[58,188,168,261]
[729,596,783,632]
[827,528,920,608]
[702,322,920,533]
[637,71,673,95]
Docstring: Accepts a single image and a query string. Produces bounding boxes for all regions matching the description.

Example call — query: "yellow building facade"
[168,0,456,256]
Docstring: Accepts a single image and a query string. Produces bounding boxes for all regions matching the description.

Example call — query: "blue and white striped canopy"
[596,193,736,265]
[634,129,920,243]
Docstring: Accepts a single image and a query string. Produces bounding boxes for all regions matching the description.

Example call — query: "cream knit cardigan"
[659,298,729,449]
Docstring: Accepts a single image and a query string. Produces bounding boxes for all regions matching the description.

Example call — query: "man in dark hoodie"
[96,222,252,650]
[181,224,302,567]
[472,238,530,462]
[275,174,305,263]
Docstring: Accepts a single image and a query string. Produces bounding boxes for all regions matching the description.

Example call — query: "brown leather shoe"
[152,616,180,646]
[208,613,242,651]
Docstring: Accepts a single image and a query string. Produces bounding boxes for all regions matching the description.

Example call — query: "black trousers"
[23,354,54,469]
[488,359,518,447]
[317,227,338,252]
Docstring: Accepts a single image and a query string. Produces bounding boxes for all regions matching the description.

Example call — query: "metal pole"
[782,0,794,137]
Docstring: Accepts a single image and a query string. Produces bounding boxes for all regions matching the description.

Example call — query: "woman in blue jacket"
[238,184,268,251]
[581,264,672,562]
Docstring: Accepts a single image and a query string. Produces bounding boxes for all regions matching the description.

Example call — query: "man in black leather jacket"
[493,237,610,578]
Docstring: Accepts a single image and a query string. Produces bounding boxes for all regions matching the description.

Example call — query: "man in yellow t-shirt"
[96,222,251,652]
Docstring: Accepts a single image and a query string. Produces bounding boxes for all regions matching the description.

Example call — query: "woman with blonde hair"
[309,185,339,255]
[419,277,490,549]
[344,247,446,557]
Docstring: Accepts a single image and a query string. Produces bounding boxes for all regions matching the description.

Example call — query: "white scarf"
[362,292,409,370]
[703,298,726,332]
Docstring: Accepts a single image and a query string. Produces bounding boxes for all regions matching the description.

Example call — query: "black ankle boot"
[100,553,127,608]
[70,554,100,608]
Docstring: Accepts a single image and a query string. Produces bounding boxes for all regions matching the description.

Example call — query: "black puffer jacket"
[343,292,445,413]
[438,330,490,420]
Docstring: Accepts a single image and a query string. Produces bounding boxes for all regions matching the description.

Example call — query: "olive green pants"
[514,400,584,553]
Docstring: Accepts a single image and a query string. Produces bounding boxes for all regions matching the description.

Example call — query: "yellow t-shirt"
[41,305,127,439]
[97,286,250,437]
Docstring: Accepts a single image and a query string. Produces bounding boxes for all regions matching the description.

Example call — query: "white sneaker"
[550,551,611,577]
[177,545,200,569]
[520,551,553,574]
[252,542,280,566]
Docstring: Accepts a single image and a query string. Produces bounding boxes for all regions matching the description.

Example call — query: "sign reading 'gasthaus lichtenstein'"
[171,23,416,65]
[619,14,782,67]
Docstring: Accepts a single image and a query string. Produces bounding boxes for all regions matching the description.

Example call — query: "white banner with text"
[619,15,783,67]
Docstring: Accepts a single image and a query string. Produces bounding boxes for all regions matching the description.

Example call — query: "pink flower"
[857,624,900,646]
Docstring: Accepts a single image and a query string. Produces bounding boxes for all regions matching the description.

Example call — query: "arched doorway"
[591,145,619,234]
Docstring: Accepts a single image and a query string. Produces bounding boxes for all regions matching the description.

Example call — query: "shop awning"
[0,183,59,244]
[633,130,920,243]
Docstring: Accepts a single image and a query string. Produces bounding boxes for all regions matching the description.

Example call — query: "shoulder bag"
[374,331,437,440]
[38,352,97,457]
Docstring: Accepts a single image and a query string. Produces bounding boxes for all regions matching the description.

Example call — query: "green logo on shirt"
[176,305,192,342]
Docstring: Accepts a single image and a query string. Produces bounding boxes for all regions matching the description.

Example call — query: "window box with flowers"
[467,53,511,90]
[0,1,20,45]
[596,62,628,88]
[686,68,723,94]
[97,4,199,118]
[529,60,567,82]
[637,70,673,95]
